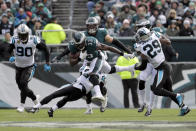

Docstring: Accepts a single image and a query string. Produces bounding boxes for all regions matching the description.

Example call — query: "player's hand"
[123,53,135,59]
[51,56,58,63]
[9,56,15,63]
[44,64,51,72]
[79,51,87,60]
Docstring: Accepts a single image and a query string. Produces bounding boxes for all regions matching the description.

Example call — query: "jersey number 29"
[143,40,161,58]
[16,47,33,57]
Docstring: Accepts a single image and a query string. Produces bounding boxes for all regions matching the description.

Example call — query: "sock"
[52,105,58,111]
[149,91,155,109]
[139,89,145,105]
[87,104,91,109]
[94,85,102,96]
[20,103,25,107]
[176,93,180,98]
[115,65,132,72]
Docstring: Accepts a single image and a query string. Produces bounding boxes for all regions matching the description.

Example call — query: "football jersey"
[138,33,165,68]
[10,35,40,68]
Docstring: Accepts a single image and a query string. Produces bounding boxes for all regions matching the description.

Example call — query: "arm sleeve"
[36,41,50,63]
[8,44,15,55]
[134,59,148,71]
[167,45,176,57]
[56,46,70,60]
[112,38,132,54]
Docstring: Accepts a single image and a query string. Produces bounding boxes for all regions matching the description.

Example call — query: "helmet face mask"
[17,24,30,43]
[136,27,151,42]
[86,17,99,35]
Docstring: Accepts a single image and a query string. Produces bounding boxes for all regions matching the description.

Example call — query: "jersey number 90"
[143,40,161,58]
[16,47,33,57]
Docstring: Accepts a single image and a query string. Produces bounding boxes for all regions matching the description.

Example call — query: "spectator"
[97,9,106,28]
[0,14,14,36]
[87,0,95,13]
[149,8,160,26]
[154,20,167,35]
[32,20,42,35]
[0,3,7,16]
[118,5,135,23]
[166,20,180,36]
[158,14,167,27]
[119,19,135,37]
[111,6,119,21]
[177,3,185,16]
[42,16,66,44]
[179,19,194,36]
[176,16,183,29]
[7,9,15,24]
[116,56,140,108]
[15,8,27,21]
[89,3,102,17]
[105,14,119,36]
[166,9,177,27]
[10,0,19,15]
[0,33,11,61]
[132,4,148,24]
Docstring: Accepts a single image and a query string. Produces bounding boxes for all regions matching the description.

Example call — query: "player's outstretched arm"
[52,46,71,63]
[97,43,124,55]
[105,35,132,53]
[36,42,50,64]
[134,56,148,71]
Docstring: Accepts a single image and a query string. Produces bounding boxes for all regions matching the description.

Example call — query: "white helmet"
[136,27,151,42]
[17,24,30,43]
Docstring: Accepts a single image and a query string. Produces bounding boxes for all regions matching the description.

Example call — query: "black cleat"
[48,108,54,117]
[145,108,152,116]
[100,106,105,112]
[138,103,146,112]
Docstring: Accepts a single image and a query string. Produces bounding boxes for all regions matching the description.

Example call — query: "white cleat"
[33,95,40,105]
[91,93,105,101]
[17,105,24,113]
[100,95,108,112]
[84,108,93,114]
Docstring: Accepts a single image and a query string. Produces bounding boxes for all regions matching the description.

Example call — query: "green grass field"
[0,108,195,131]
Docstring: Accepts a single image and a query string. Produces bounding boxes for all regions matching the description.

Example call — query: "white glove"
[129,65,135,77]
[123,53,135,60]
[80,51,87,60]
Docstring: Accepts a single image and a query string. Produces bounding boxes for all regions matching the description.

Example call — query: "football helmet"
[86,17,99,35]
[135,19,151,31]
[73,32,86,50]
[17,24,30,43]
[136,27,151,42]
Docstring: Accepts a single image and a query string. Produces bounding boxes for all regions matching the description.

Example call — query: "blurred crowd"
[0,0,52,37]
[87,0,196,37]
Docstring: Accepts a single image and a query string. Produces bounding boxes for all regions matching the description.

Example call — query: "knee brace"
[139,80,145,90]
[89,74,99,86]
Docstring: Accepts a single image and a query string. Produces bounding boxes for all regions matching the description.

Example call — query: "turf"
[0,108,195,131]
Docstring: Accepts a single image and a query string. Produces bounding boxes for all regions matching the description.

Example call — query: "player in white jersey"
[26,67,104,117]
[8,24,51,112]
[135,19,172,116]
[131,27,190,116]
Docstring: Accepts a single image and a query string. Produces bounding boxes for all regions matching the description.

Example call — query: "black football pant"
[122,79,140,108]
[15,65,36,104]
[40,84,85,108]
[151,62,179,105]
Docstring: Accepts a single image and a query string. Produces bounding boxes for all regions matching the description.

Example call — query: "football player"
[135,19,171,116]
[8,24,51,112]
[132,27,190,116]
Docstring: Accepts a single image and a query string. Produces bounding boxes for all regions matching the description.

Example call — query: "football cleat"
[84,108,93,115]
[100,95,108,112]
[145,106,152,116]
[176,94,184,107]
[179,105,191,116]
[48,108,54,117]
[138,103,146,112]
[33,95,40,105]
[17,105,24,113]
[91,92,105,101]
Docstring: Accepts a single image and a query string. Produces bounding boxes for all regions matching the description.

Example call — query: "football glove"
[44,64,51,72]
[9,56,15,63]
[123,53,135,59]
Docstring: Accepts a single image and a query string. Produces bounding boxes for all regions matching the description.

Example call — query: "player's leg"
[129,79,140,108]
[99,73,108,112]
[88,57,104,101]
[15,67,26,112]
[48,87,84,117]
[122,79,130,108]
[84,91,93,114]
